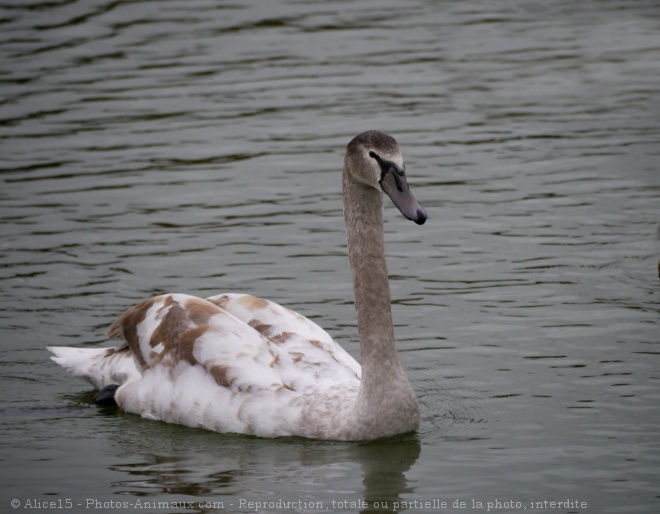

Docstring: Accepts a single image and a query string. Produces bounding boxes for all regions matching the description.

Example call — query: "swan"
[48,130,427,441]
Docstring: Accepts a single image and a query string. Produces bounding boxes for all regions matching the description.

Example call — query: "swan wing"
[97,293,359,436]
[206,293,361,388]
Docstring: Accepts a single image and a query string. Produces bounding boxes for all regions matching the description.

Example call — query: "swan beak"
[380,168,428,225]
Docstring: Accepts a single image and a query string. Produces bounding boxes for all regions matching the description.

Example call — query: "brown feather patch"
[177,325,208,365]
[248,319,293,344]
[209,364,232,388]
[270,331,294,344]
[249,319,272,336]
[104,343,129,357]
[107,295,226,371]
[206,295,230,310]
[238,295,269,311]
[186,298,220,326]
[106,297,158,369]
[150,300,188,349]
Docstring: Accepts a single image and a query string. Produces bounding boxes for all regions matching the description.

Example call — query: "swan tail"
[47,345,138,390]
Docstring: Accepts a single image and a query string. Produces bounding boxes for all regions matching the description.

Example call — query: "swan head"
[345,131,427,225]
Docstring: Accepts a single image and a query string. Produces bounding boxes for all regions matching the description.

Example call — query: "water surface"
[1,1,659,513]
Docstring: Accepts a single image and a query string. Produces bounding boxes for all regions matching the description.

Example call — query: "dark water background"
[1,1,659,513]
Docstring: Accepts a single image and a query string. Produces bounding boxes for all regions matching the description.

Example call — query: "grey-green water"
[1,1,659,513]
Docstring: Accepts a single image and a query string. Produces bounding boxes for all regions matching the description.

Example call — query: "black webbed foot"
[92,384,119,406]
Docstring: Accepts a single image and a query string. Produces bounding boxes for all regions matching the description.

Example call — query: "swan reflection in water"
[102,412,421,514]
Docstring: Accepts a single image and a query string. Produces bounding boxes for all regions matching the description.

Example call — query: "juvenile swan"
[48,131,427,441]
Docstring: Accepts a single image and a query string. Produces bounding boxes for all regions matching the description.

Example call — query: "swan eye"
[370,151,405,185]
[368,150,384,170]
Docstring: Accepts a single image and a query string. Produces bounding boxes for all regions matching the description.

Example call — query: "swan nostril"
[393,173,404,192]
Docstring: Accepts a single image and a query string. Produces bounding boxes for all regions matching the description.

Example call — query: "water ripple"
[1,0,659,512]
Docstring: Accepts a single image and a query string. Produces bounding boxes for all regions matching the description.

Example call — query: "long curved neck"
[342,173,403,383]
[339,152,419,439]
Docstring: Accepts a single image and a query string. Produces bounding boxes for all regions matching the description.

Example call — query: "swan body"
[48,130,427,441]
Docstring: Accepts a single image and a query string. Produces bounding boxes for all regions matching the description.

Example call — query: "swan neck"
[342,175,399,371]
[333,140,421,438]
